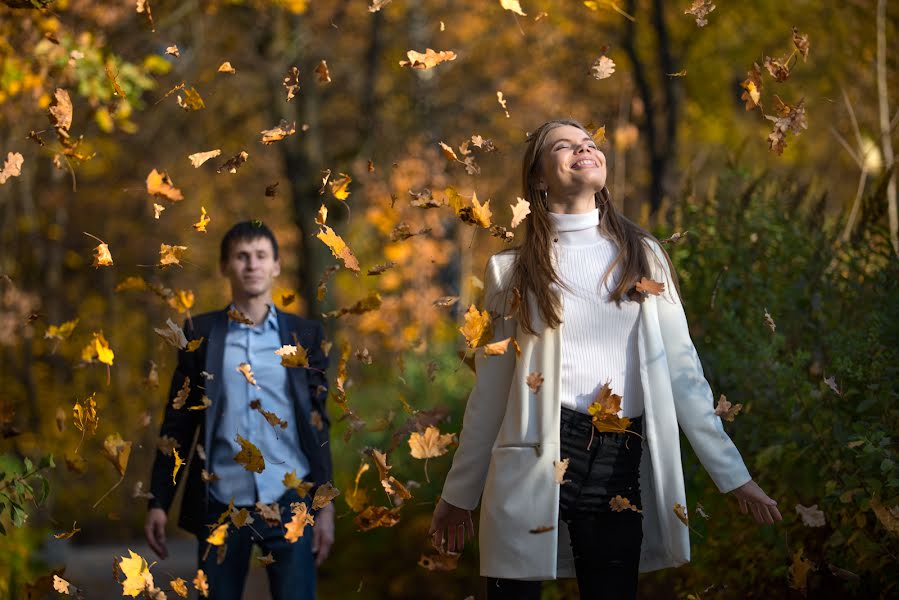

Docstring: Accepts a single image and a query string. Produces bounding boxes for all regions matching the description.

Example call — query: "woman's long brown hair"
[505,118,683,336]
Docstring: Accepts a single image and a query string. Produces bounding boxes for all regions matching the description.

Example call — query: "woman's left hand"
[729,479,783,525]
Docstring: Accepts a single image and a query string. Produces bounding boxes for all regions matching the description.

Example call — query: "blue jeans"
[197,488,316,600]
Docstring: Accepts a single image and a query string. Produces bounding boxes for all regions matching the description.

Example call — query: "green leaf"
[23,457,32,473]
[881,459,895,473]
[38,453,55,470]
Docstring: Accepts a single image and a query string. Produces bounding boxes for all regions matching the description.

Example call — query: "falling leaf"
[553,458,570,485]
[53,574,74,595]
[172,448,184,483]
[765,96,807,156]
[146,169,184,202]
[154,318,188,349]
[156,435,180,456]
[354,505,402,531]
[217,61,235,74]
[590,55,616,79]
[315,204,328,225]
[170,577,189,598]
[257,552,275,566]
[260,119,297,144]
[317,225,360,272]
[119,549,154,597]
[256,501,282,526]
[172,378,190,409]
[158,243,188,268]
[740,62,763,111]
[230,507,254,528]
[48,88,73,135]
[823,374,842,396]
[418,551,460,571]
[484,337,512,356]
[192,206,211,232]
[73,392,98,436]
[153,203,165,219]
[193,569,209,598]
[103,433,132,477]
[217,151,249,174]
[714,394,743,422]
[684,0,715,27]
[46,318,78,341]
[81,331,114,366]
[312,482,340,510]
[206,523,228,546]
[283,66,300,101]
[314,60,331,83]
[54,522,81,539]
[227,308,254,325]
[233,435,265,473]
[635,277,665,296]
[795,503,825,527]
[529,525,555,534]
[399,48,457,69]
[369,0,392,11]
[459,305,493,349]
[438,141,461,163]
[368,261,397,276]
[285,502,315,542]
[764,307,777,332]
[274,344,309,368]
[787,548,814,595]
[586,379,632,434]
[0,151,24,184]
[165,44,180,57]
[187,338,205,353]
[610,494,642,512]
[133,481,154,499]
[176,87,205,111]
[510,197,531,228]
[499,0,526,16]
[188,149,222,167]
[249,399,288,429]
[673,502,689,526]
[283,470,314,497]
[236,362,257,385]
[329,173,352,200]
[458,193,493,228]
[496,91,510,118]
[526,372,544,393]
[409,425,454,459]
[83,232,113,267]
[792,26,810,62]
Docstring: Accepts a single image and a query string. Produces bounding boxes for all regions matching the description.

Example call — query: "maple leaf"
[158,243,188,267]
[193,569,209,598]
[459,304,493,348]
[81,331,114,366]
[795,503,825,527]
[146,169,184,202]
[510,197,531,228]
[236,362,256,385]
[283,470,314,497]
[409,425,454,459]
[591,55,616,80]
[526,372,544,393]
[217,151,249,174]
[586,379,632,435]
[119,549,154,597]
[354,505,402,531]
[458,193,493,228]
[553,458,570,485]
[329,172,352,200]
[172,448,184,483]
[192,206,211,232]
[714,394,743,422]
[274,344,308,368]
[285,502,315,542]
[83,232,113,267]
[0,151,24,184]
[234,435,265,472]
[230,507,254,528]
[260,119,297,144]
[170,577,188,598]
[499,0,526,16]
[188,149,221,167]
[73,392,98,436]
[154,318,188,349]
[317,225,360,272]
[311,59,331,83]
[399,48,457,69]
[312,482,340,510]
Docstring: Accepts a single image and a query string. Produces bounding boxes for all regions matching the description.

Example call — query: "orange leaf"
[399,48,457,69]
[316,225,360,272]
[233,435,265,473]
[146,169,184,202]
[408,425,454,459]
[284,502,314,542]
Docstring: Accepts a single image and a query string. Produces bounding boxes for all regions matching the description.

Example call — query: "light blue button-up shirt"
[209,304,310,506]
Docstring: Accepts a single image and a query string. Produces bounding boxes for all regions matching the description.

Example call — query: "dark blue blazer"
[148,307,332,535]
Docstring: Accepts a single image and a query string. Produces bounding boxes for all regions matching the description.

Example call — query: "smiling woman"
[429,118,782,600]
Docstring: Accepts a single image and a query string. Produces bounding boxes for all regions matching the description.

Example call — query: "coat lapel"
[203,308,229,456]
[276,309,313,418]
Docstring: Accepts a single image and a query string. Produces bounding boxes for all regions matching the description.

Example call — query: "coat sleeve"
[647,240,753,494]
[440,254,518,511]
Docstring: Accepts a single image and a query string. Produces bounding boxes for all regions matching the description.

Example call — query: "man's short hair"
[220,220,280,263]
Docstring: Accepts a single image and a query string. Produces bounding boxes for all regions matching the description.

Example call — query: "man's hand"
[312,503,335,567]
[145,508,169,559]
[730,479,783,525]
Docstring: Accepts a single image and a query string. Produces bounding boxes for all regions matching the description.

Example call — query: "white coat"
[440,238,753,580]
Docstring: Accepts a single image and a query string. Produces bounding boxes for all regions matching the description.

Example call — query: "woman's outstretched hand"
[429,497,475,552]
[730,479,783,524]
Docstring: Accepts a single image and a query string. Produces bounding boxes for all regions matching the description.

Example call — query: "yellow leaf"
[170,577,188,598]
[45,318,79,340]
[408,425,454,459]
[172,448,184,483]
[283,470,314,497]
[119,549,154,597]
[73,392,98,436]
[103,433,132,477]
[316,225,360,272]
[586,379,632,434]
[260,119,297,144]
[499,0,527,16]
[218,62,236,74]
[233,435,265,473]
[206,523,228,546]
[483,337,512,356]
[186,337,205,352]
[187,396,212,411]
[91,240,113,267]
[510,197,531,228]
[329,172,352,200]
[192,206,211,232]
[193,569,209,597]
[315,204,328,225]
[459,304,493,348]
[399,48,457,69]
[274,344,308,368]
[146,168,184,202]
[159,243,188,268]
[176,87,205,111]
[438,141,461,162]
[82,331,114,366]
[166,289,194,313]
[284,502,314,543]
[458,192,493,228]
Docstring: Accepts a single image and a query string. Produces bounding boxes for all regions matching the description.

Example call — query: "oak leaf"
[510,197,531,228]
[285,502,315,542]
[0,151,24,184]
[399,48,457,69]
[193,569,209,598]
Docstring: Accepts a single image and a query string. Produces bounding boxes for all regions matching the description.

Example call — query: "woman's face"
[536,124,607,197]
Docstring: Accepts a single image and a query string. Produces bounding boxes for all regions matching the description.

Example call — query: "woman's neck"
[547,208,605,247]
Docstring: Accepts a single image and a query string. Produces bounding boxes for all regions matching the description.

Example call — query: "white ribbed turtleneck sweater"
[548,208,644,418]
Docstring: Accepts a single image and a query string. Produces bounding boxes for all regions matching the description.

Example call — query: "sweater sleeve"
[440,254,518,510]
[647,240,753,494]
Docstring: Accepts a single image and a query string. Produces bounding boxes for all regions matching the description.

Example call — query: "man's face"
[220,236,281,299]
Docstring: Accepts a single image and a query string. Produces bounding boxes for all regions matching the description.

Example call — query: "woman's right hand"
[428,497,475,553]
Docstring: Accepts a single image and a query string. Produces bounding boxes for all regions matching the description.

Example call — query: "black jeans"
[486,407,644,600]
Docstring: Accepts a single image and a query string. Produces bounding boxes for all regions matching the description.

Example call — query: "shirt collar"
[227,303,279,332]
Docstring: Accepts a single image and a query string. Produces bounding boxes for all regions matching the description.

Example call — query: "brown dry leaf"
[684,0,715,27]
[367,261,397,276]
[418,551,460,571]
[740,62,763,111]
[459,305,493,349]
[787,548,814,595]
[354,505,402,531]
[312,482,340,510]
[84,232,113,267]
[764,54,792,82]
[765,97,807,155]
[529,525,555,534]
[230,507,254,528]
[438,141,461,163]
[590,55,616,80]
[309,410,324,431]
[483,337,512,356]
[228,308,254,325]
[201,469,219,483]
[283,66,300,101]
[314,60,331,83]
[249,399,287,429]
[274,344,308,368]
[285,502,315,542]
[823,374,841,397]
[73,392,99,436]
[635,277,665,296]
[792,26,810,62]
[146,170,184,203]
[156,435,180,457]
[610,494,642,513]
[322,291,382,319]
[255,501,282,526]
[158,243,188,268]
[49,88,73,135]
[764,307,777,332]
[217,62,235,74]
[714,394,743,422]
[172,378,190,409]
[283,470,314,497]
[315,204,327,225]
[236,362,256,385]
[257,553,275,567]
[329,173,352,201]
[188,149,222,167]
[673,502,689,526]
[0,152,24,184]
[193,569,209,598]
[170,577,188,598]
[586,379,632,434]
[795,503,825,527]
[233,435,265,473]
[458,193,493,228]
[433,295,459,307]
[499,0,526,16]
[526,372,544,393]
[176,87,205,111]
[553,458,570,485]
[217,151,249,174]
[154,318,188,349]
[510,197,531,228]
[186,396,210,411]
[409,425,454,459]
[102,433,132,477]
[260,119,297,145]
[165,44,180,57]
[54,522,81,540]
[316,225,360,272]
[399,48,457,69]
